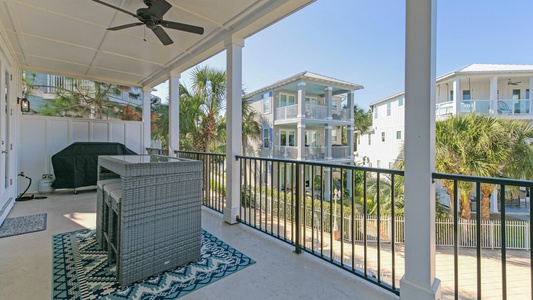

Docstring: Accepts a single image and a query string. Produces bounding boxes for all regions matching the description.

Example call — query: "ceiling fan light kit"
[93,0,204,46]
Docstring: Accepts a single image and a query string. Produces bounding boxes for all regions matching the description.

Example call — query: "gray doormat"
[0,213,47,238]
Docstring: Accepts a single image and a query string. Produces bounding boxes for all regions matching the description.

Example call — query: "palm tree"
[353,104,372,150]
[190,66,226,152]
[241,97,261,155]
[436,114,533,219]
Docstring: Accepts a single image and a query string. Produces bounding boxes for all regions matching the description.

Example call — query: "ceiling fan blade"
[148,0,172,19]
[92,0,138,18]
[152,26,173,45]
[107,23,144,31]
[160,20,204,35]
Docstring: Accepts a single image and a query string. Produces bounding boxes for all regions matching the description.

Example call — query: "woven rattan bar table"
[97,155,202,287]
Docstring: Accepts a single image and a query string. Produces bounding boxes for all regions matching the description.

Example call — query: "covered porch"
[1,0,529,299]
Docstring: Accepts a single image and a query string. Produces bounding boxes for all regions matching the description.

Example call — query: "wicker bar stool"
[103,183,122,266]
[96,178,121,249]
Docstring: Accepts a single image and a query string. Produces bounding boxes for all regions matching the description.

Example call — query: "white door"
[0,68,12,217]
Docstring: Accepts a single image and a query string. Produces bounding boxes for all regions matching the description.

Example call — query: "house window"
[512,89,521,99]
[263,92,271,113]
[357,135,360,145]
[527,89,530,99]
[280,130,296,146]
[377,160,381,168]
[450,90,454,101]
[332,130,338,142]
[396,131,402,139]
[463,90,471,101]
[387,102,391,116]
[368,134,371,145]
[263,128,270,149]
[373,106,378,119]
[279,93,295,107]
[398,97,404,106]
[381,132,385,142]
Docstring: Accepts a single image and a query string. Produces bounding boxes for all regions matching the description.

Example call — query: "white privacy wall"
[19,116,144,193]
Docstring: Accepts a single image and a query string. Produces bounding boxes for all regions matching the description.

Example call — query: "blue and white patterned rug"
[52,229,255,299]
[0,213,47,238]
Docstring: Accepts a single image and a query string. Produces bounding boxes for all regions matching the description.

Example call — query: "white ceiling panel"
[0,0,316,87]
[23,37,98,66]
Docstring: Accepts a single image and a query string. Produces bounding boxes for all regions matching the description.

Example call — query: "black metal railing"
[169,150,532,299]
[237,155,403,295]
[175,150,226,213]
[432,172,533,300]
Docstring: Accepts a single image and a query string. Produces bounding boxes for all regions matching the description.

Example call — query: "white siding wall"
[19,116,143,193]
[357,97,404,168]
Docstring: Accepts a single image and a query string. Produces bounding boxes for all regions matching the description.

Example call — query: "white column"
[325,87,333,119]
[168,71,181,155]
[490,76,498,115]
[298,82,306,118]
[452,78,460,115]
[297,123,305,160]
[490,189,499,214]
[400,0,441,299]
[142,86,152,153]
[224,35,244,224]
[325,125,332,160]
[529,77,533,114]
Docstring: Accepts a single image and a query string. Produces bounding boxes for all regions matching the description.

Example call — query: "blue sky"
[154,0,533,110]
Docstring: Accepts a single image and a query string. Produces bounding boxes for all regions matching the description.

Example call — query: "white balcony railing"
[498,99,531,115]
[436,99,532,117]
[331,146,350,159]
[305,105,327,119]
[273,146,298,159]
[460,100,492,114]
[305,146,325,160]
[332,108,349,121]
[275,105,298,121]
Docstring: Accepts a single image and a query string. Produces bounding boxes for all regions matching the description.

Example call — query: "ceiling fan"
[93,0,204,46]
[508,79,521,86]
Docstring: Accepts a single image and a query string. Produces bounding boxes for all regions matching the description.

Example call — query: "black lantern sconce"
[17,97,30,112]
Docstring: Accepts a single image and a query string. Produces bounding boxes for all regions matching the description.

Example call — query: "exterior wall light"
[17,97,30,112]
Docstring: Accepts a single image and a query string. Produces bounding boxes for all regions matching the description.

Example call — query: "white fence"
[340,215,530,250]
[20,115,144,193]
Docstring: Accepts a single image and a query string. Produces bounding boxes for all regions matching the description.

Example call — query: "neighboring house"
[27,73,143,113]
[244,71,363,195]
[358,64,533,169]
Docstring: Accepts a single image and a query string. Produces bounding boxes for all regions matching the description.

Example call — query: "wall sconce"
[17,97,30,112]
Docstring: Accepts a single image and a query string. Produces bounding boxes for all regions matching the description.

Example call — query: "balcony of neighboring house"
[435,98,533,120]
[275,104,351,124]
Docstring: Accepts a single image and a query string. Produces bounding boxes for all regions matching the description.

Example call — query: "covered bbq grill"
[51,142,137,192]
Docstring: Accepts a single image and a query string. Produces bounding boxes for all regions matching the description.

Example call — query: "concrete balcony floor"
[0,190,397,300]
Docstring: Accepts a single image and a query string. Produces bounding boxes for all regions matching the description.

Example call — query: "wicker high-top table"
[97,155,202,287]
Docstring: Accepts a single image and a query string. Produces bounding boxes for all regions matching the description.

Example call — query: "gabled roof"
[245,71,363,99]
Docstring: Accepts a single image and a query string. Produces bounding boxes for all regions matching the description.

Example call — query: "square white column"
[490,76,498,115]
[400,0,441,299]
[325,87,333,119]
[298,82,306,118]
[142,86,152,153]
[169,71,181,156]
[224,35,244,224]
[452,78,460,115]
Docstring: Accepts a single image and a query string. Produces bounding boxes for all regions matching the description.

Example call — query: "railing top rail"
[174,150,226,158]
[433,172,533,187]
[236,155,404,175]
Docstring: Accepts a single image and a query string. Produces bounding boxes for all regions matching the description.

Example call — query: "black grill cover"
[51,142,137,189]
